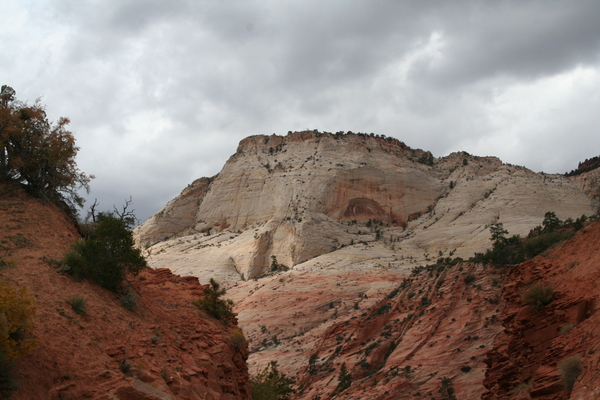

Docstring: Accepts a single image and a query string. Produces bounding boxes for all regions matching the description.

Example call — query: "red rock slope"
[0,184,250,400]
[285,261,507,400]
[483,221,600,399]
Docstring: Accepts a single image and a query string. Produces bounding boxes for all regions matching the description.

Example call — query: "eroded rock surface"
[136,131,593,282]
[483,222,600,399]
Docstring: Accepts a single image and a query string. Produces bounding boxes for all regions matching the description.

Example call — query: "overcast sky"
[2,1,600,222]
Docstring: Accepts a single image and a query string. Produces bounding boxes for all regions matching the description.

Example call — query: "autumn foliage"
[0,278,37,363]
[0,85,92,209]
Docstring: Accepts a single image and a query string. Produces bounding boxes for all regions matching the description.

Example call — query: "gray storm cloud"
[2,1,600,221]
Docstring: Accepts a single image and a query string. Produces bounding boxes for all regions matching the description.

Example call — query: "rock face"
[237,260,507,400]
[0,184,251,400]
[136,131,594,282]
[135,131,598,399]
[137,177,213,247]
[482,221,600,399]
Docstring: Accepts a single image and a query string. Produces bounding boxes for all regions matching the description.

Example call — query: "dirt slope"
[483,221,600,399]
[0,184,250,400]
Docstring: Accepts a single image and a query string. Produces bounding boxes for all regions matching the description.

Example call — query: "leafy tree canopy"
[0,85,92,210]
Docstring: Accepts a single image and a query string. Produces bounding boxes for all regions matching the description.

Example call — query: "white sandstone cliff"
[135,131,594,282]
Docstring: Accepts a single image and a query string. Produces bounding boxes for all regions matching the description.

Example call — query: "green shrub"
[120,292,137,311]
[150,336,162,344]
[523,283,554,310]
[308,353,318,374]
[559,322,574,336]
[119,359,133,375]
[251,361,295,400]
[513,382,531,396]
[559,356,582,392]
[66,295,87,316]
[373,303,391,316]
[470,214,587,266]
[192,278,234,321]
[61,212,146,292]
[464,274,475,284]
[337,362,352,392]
[522,231,573,259]
[439,377,457,400]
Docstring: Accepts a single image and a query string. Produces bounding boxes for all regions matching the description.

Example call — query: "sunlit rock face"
[135,130,593,282]
[135,177,213,248]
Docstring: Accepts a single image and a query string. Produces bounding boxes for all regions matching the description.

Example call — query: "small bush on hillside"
[559,355,582,392]
[522,231,573,259]
[120,292,137,311]
[119,358,133,376]
[337,362,352,392]
[66,295,87,316]
[61,212,146,292]
[192,278,234,321]
[270,256,289,273]
[439,377,457,400]
[308,353,318,375]
[513,382,531,396]
[0,279,37,362]
[523,283,554,310]
[230,330,246,349]
[251,361,295,400]
[559,322,574,336]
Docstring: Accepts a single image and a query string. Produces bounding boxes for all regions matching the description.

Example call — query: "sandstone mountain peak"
[135,130,592,282]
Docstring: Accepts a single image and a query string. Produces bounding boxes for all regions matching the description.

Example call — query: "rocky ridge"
[0,184,250,400]
[134,131,597,399]
[136,131,593,282]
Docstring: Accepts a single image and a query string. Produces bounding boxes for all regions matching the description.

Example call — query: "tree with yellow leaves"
[0,278,37,362]
[0,85,92,210]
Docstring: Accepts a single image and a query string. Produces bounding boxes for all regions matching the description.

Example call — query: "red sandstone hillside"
[483,220,600,399]
[0,184,250,400]
[263,220,600,399]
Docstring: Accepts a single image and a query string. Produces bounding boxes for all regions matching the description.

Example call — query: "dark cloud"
[2,1,600,221]
[429,1,600,86]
